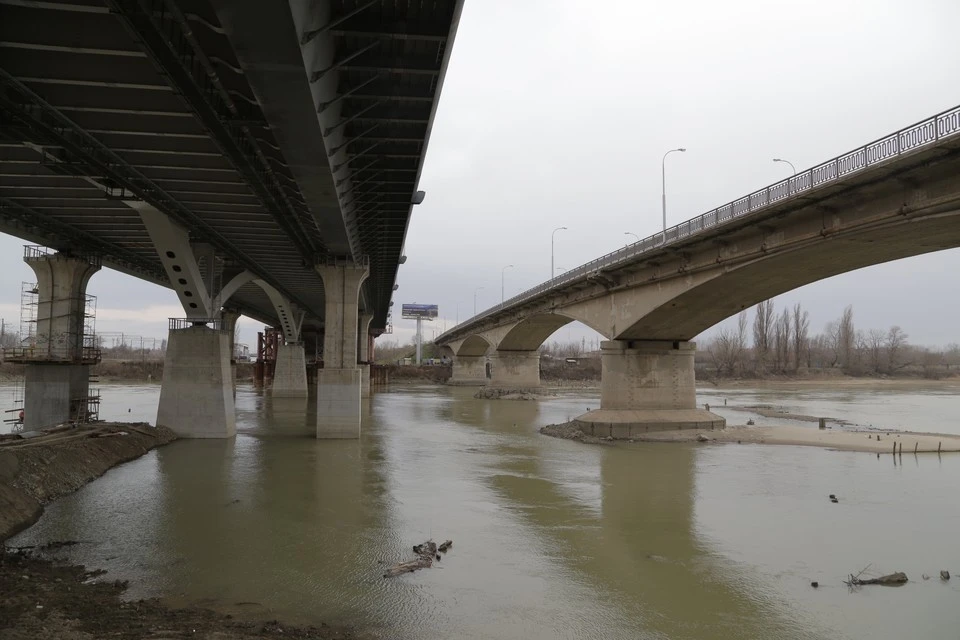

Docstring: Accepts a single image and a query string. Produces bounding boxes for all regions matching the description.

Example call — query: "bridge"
[0,0,463,437]
[436,105,960,437]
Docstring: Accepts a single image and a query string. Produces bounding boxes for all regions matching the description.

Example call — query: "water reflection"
[9,383,960,639]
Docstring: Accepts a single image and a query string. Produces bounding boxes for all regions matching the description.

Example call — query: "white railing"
[438,104,960,342]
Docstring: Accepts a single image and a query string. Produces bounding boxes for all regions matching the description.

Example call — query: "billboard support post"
[416,316,423,365]
[401,304,438,367]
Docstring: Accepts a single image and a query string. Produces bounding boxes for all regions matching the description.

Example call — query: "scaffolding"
[2,281,101,427]
[4,283,101,364]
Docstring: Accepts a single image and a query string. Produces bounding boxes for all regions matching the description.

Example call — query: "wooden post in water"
[938,441,942,454]
[914,442,918,455]
[818,418,826,430]
[892,442,897,456]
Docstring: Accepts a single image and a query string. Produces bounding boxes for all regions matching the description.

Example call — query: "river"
[7,382,960,639]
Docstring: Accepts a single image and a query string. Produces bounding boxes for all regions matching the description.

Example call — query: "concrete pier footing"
[272,343,307,397]
[157,326,235,438]
[448,355,488,386]
[23,364,91,430]
[489,351,540,389]
[574,340,724,435]
[317,368,361,438]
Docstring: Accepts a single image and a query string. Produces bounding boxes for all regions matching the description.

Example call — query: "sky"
[1,0,959,352]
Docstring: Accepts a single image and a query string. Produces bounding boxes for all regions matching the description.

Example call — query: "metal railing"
[22,245,102,267]
[438,104,960,341]
[2,345,101,365]
[168,317,228,332]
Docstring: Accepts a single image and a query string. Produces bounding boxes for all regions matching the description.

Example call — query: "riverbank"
[0,423,177,541]
[0,549,368,639]
[540,421,960,452]
[0,423,372,639]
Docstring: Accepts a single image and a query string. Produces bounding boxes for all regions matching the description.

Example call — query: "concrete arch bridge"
[436,106,960,437]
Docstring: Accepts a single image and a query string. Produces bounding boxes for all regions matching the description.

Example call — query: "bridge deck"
[438,105,960,344]
[0,0,462,331]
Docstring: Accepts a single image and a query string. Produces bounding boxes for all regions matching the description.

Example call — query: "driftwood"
[845,569,908,586]
[384,539,453,578]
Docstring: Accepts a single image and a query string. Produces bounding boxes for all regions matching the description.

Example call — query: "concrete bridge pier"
[489,350,540,389]
[358,314,373,398]
[158,322,236,438]
[575,340,723,437]
[449,355,488,385]
[16,250,101,430]
[221,309,240,397]
[315,261,369,438]
[272,343,308,397]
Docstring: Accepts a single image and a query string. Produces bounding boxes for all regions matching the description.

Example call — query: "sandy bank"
[540,421,960,453]
[0,423,176,542]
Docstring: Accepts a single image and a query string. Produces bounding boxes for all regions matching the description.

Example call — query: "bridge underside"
[0,0,462,334]
[0,0,462,438]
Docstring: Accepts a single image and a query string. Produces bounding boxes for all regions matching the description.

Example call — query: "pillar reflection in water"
[152,407,388,626]
[488,435,803,639]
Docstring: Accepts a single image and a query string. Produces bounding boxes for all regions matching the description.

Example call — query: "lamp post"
[662,148,686,232]
[474,286,484,316]
[501,264,513,305]
[624,231,640,246]
[551,226,567,281]
[455,301,460,325]
[772,158,797,175]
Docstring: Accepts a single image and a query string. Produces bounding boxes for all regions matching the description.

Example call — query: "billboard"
[401,303,438,320]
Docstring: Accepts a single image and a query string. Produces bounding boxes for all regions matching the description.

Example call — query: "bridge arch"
[456,334,492,357]
[616,210,960,340]
[496,312,606,352]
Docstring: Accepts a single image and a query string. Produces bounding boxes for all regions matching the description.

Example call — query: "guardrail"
[439,104,960,341]
[2,345,101,364]
[168,317,228,332]
[22,245,102,267]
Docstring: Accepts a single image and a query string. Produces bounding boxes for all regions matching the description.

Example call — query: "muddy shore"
[0,423,177,542]
[0,424,370,639]
[540,421,960,453]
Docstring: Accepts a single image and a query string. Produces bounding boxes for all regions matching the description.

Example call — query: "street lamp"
[624,231,640,246]
[772,158,797,175]
[662,148,686,232]
[501,264,514,305]
[473,286,484,316]
[551,226,567,281]
[455,301,460,325]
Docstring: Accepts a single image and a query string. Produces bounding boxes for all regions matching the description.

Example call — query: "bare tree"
[791,303,809,372]
[752,299,775,374]
[838,305,855,371]
[886,326,908,371]
[773,307,791,372]
[736,311,748,375]
[866,329,886,373]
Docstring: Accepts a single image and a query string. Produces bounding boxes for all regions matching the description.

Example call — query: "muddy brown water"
[5,383,960,639]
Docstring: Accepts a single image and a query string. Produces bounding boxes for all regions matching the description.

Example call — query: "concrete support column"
[221,309,240,397]
[449,355,488,386]
[24,365,92,431]
[489,351,540,389]
[315,262,368,438]
[157,325,235,438]
[574,340,723,437]
[358,313,373,398]
[272,343,308,397]
[20,252,100,430]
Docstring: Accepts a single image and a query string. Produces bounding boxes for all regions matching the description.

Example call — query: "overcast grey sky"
[1,0,959,351]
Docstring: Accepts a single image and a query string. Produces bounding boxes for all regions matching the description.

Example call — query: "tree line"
[703,301,960,379]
